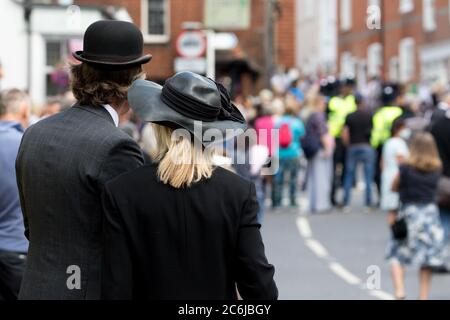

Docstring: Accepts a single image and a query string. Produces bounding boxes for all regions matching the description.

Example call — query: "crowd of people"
[229,71,450,300]
[0,20,450,301]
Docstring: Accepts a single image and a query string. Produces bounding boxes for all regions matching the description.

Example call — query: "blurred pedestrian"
[230,129,269,225]
[0,59,4,91]
[15,20,149,299]
[272,98,305,208]
[387,133,445,300]
[254,100,276,158]
[429,92,450,130]
[341,95,375,210]
[101,73,278,300]
[40,97,62,119]
[363,76,382,113]
[327,78,357,206]
[380,119,409,214]
[0,89,30,300]
[430,108,450,271]
[305,94,334,213]
[372,83,404,198]
[288,78,305,104]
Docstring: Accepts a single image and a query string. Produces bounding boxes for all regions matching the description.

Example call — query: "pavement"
[261,189,450,300]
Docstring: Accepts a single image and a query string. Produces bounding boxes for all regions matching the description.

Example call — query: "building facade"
[75,0,298,96]
[0,0,299,102]
[0,0,127,105]
[296,0,338,78]
[338,0,450,88]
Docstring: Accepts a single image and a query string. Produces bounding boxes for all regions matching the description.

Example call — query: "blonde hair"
[407,132,442,172]
[152,124,215,188]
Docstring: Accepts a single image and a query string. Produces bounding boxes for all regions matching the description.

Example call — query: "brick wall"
[75,0,297,90]
[275,0,296,68]
[337,0,450,83]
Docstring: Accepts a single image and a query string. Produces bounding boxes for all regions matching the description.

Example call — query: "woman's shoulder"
[400,164,441,178]
[211,166,253,189]
[106,164,253,195]
[105,163,159,192]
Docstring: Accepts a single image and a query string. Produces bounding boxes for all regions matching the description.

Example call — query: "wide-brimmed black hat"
[73,20,152,67]
[128,72,247,146]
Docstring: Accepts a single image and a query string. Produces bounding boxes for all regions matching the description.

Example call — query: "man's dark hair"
[70,63,145,107]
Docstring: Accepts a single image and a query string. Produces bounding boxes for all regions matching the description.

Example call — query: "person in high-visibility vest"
[372,83,403,199]
[328,93,357,138]
[327,78,358,206]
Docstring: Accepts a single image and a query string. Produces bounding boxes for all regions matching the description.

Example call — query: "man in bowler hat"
[15,20,151,299]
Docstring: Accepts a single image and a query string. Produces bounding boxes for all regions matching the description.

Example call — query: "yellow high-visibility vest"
[371,106,403,148]
[327,95,357,138]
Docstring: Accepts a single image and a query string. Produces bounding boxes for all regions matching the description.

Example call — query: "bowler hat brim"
[128,79,247,147]
[73,51,152,66]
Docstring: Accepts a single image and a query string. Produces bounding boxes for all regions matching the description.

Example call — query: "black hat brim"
[128,79,247,147]
[73,51,152,66]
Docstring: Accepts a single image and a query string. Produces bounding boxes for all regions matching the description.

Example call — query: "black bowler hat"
[128,72,247,146]
[73,20,152,67]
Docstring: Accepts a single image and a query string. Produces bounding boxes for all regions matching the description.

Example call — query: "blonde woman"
[101,72,278,300]
[387,132,445,300]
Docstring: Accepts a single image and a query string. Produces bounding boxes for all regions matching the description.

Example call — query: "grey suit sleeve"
[235,183,278,300]
[97,138,144,188]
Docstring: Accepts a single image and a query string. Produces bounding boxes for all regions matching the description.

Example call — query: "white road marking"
[305,239,329,258]
[297,214,395,300]
[369,290,395,301]
[296,217,312,238]
[328,262,362,285]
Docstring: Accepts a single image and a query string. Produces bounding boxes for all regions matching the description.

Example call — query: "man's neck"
[109,103,126,116]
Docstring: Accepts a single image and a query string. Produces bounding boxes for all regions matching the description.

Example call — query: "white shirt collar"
[102,104,119,127]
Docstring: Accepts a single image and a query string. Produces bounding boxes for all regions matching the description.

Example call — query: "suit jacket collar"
[73,103,116,126]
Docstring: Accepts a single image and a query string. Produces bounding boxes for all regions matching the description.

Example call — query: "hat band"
[161,84,221,122]
[81,52,143,63]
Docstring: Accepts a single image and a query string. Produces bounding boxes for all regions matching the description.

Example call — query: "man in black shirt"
[341,96,375,209]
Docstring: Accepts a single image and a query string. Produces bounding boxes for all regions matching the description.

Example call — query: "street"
[262,190,450,300]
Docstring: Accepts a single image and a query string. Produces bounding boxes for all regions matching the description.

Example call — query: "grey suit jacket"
[15,104,144,300]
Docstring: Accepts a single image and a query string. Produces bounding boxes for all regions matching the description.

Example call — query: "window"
[141,0,170,43]
[389,57,399,82]
[45,39,72,96]
[399,38,415,83]
[340,0,352,31]
[423,0,436,32]
[340,51,356,78]
[367,43,383,77]
[46,41,63,68]
[399,0,414,14]
[304,0,315,19]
